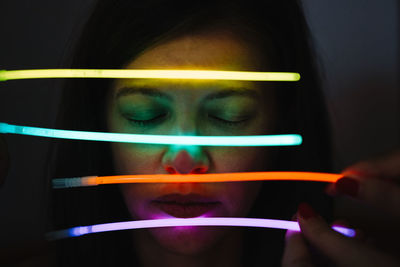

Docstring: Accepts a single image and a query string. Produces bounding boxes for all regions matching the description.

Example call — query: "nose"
[162,148,209,174]
[161,109,209,174]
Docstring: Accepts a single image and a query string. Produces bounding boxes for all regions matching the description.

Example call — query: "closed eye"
[208,114,250,126]
[125,113,168,126]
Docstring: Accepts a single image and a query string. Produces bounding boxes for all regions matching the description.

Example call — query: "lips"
[151,193,221,218]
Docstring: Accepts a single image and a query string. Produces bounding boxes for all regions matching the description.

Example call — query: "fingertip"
[342,163,378,179]
[285,229,301,240]
[297,203,333,239]
[297,202,318,220]
[282,227,313,267]
[341,169,364,178]
[335,177,360,198]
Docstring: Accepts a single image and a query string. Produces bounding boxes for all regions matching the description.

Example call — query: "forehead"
[113,29,267,95]
[126,28,264,71]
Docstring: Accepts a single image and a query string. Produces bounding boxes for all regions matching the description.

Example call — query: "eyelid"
[208,113,253,127]
[211,112,251,119]
[124,112,168,127]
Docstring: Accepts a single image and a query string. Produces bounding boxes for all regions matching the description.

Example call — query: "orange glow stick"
[53,172,343,188]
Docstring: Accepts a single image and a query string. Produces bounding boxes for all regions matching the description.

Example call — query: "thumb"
[282,228,314,267]
[297,203,398,267]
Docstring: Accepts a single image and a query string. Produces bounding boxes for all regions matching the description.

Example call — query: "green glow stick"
[0,69,300,82]
[0,123,302,146]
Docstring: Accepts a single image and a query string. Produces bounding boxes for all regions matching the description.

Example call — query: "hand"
[0,134,9,186]
[282,150,400,267]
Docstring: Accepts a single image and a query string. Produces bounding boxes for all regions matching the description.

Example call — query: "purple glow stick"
[46,217,355,240]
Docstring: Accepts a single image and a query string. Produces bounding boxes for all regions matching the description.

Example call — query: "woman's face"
[107,29,275,254]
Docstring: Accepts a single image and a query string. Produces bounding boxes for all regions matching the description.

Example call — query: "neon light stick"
[0,69,300,82]
[46,217,356,241]
[53,172,343,188]
[0,123,302,146]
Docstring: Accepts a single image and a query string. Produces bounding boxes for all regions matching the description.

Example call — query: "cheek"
[120,183,152,220]
[206,148,265,216]
[210,147,269,173]
[111,143,165,175]
[217,181,262,216]
[111,143,166,219]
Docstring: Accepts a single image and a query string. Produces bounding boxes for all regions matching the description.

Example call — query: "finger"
[343,150,400,180]
[297,203,399,267]
[0,134,10,186]
[282,229,314,267]
[334,177,400,218]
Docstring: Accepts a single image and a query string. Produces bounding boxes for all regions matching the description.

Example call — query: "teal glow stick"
[0,69,300,82]
[0,123,302,146]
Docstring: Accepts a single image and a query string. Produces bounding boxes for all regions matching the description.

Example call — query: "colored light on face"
[0,69,300,82]
[52,172,343,188]
[45,217,355,241]
[0,122,302,146]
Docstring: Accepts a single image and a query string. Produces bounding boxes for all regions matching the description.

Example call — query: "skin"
[106,28,276,267]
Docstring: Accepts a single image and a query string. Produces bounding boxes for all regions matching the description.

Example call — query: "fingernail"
[298,202,317,220]
[335,177,359,197]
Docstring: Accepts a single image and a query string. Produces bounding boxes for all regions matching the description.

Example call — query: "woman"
[50,0,331,266]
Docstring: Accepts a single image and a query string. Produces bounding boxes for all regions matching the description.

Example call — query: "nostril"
[165,166,207,174]
[165,166,177,174]
[192,167,207,174]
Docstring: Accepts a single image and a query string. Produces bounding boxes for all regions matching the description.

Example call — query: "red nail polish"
[335,177,359,197]
[298,203,317,220]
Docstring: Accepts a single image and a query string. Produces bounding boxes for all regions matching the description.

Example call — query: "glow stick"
[0,69,300,82]
[0,122,302,146]
[53,172,343,188]
[46,217,356,241]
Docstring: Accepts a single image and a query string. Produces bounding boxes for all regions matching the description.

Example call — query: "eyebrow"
[116,86,259,101]
[116,86,173,101]
[204,88,259,101]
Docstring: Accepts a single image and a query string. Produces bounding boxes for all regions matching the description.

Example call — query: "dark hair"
[48,0,332,266]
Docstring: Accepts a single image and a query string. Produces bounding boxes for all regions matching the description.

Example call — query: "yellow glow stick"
[53,172,343,188]
[0,69,300,82]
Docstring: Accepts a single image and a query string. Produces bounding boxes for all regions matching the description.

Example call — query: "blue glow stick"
[46,217,356,241]
[0,123,302,146]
